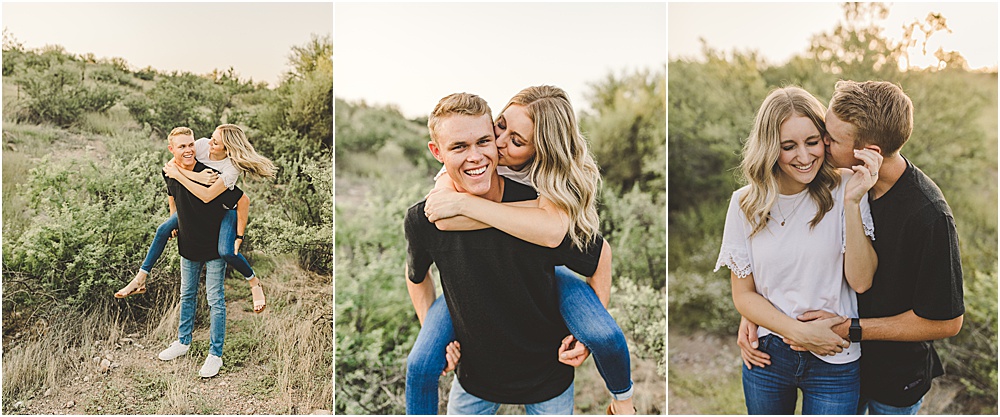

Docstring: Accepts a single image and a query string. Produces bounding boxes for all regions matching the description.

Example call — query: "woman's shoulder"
[731,184,751,199]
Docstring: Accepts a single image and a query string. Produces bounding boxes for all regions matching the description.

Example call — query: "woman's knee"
[155,221,176,237]
[407,346,444,378]
[577,323,628,354]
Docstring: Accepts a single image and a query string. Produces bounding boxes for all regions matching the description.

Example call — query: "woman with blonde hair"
[714,86,880,413]
[116,124,276,313]
[409,86,636,414]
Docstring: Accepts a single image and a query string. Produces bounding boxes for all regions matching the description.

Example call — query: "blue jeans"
[140,213,178,274]
[446,375,574,415]
[742,334,860,414]
[406,295,455,414]
[178,257,227,357]
[858,397,923,415]
[139,211,254,279]
[218,209,254,279]
[404,267,632,414]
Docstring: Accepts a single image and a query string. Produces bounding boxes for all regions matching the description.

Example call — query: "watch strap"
[849,318,862,342]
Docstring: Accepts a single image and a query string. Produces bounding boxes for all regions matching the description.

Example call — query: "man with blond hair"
[738,80,964,414]
[155,127,244,378]
[404,93,603,413]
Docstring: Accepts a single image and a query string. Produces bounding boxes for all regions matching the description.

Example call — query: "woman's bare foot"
[248,276,266,313]
[115,271,148,298]
[608,398,635,415]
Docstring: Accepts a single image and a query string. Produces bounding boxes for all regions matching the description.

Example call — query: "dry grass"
[2,255,332,414]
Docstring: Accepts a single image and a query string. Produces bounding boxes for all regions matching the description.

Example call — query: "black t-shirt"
[858,158,964,406]
[404,177,604,404]
[163,162,244,261]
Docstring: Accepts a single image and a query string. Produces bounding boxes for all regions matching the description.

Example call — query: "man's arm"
[167,196,178,238]
[806,309,963,342]
[406,267,436,325]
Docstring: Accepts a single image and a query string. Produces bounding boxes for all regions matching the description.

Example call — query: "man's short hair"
[427,93,492,143]
[829,80,913,154]
[167,126,194,145]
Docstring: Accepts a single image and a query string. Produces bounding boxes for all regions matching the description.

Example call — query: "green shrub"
[2,134,176,313]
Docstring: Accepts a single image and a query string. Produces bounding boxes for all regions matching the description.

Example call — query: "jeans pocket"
[757,333,773,352]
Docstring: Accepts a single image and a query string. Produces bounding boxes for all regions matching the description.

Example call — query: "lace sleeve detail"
[860,193,875,241]
[715,246,753,278]
[841,189,877,253]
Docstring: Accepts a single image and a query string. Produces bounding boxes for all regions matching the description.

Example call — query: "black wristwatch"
[236,235,245,241]
[849,318,862,342]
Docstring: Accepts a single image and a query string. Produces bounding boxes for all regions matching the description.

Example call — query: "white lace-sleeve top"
[714,170,875,364]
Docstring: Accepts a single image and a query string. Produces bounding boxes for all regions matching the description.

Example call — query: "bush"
[599,185,666,290]
[2,134,176,313]
[13,63,123,126]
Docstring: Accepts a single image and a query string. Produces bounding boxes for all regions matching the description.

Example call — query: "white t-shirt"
[714,170,875,364]
[194,138,239,190]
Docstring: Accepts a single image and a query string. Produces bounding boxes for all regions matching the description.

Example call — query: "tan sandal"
[606,404,636,415]
[250,282,266,313]
[114,276,147,299]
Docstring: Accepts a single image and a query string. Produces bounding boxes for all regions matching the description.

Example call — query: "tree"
[581,67,666,194]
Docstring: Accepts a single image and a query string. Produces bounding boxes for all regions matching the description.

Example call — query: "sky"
[669,2,998,71]
[2,2,332,87]
[335,2,667,118]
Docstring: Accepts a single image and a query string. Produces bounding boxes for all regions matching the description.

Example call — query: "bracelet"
[236,235,245,241]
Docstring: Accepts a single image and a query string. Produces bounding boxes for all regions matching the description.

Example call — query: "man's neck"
[871,153,906,200]
[482,174,504,202]
[179,161,197,171]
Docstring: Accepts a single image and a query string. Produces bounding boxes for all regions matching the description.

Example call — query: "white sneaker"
[199,354,223,378]
[157,340,189,361]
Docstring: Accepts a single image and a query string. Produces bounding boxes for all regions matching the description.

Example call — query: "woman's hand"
[424,187,468,222]
[442,341,461,375]
[234,238,242,254]
[163,161,181,179]
[737,316,771,369]
[783,316,851,356]
[845,148,883,204]
[557,335,591,367]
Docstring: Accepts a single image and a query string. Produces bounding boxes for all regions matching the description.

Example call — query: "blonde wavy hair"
[214,124,277,179]
[739,86,840,237]
[500,86,602,250]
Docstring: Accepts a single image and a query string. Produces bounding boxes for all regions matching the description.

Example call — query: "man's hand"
[442,341,461,375]
[424,187,466,222]
[737,316,770,369]
[557,335,590,367]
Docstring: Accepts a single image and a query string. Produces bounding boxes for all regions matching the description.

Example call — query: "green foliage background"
[335,69,667,413]
[668,4,997,413]
[2,32,333,350]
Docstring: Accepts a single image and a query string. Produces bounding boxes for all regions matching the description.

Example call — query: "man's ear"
[427,141,444,163]
[863,144,882,155]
